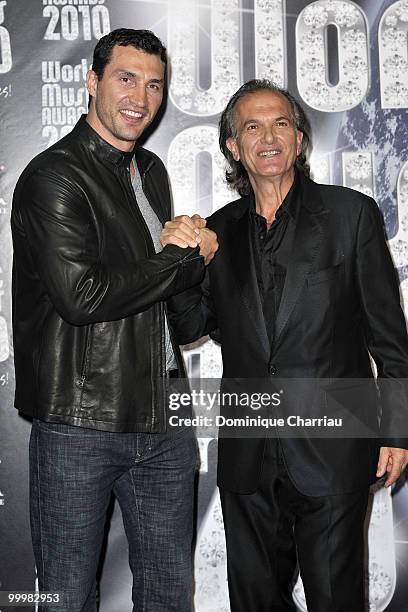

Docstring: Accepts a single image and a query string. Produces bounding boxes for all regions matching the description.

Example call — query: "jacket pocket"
[306,262,342,286]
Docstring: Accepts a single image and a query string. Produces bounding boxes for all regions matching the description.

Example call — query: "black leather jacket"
[11,116,204,432]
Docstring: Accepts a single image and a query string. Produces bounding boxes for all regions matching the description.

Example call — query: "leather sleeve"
[167,267,219,344]
[17,168,205,325]
[356,196,408,448]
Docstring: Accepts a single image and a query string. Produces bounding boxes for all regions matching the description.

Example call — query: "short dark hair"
[219,79,311,196]
[92,28,167,80]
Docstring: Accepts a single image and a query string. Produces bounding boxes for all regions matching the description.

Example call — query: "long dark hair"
[219,80,311,196]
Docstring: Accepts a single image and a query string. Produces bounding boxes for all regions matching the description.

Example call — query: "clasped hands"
[160,214,218,265]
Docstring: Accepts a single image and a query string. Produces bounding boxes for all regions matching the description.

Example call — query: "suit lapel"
[274,176,329,347]
[225,201,270,359]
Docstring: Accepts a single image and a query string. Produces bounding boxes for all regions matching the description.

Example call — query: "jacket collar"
[74,115,156,176]
[230,170,325,220]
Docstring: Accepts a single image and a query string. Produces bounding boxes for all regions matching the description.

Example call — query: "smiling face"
[226,89,303,191]
[86,44,165,151]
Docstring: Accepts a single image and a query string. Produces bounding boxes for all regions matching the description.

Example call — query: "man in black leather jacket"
[11,28,218,612]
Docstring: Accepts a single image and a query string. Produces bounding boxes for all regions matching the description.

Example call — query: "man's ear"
[226,137,240,162]
[86,69,98,99]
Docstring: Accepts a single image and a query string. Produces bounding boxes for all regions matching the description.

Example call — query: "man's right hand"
[160,215,202,249]
[160,215,218,265]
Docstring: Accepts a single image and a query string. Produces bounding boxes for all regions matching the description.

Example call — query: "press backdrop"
[1,1,408,610]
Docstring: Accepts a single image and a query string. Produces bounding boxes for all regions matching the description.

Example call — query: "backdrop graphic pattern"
[0,1,407,610]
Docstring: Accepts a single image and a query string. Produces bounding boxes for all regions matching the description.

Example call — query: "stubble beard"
[95,97,142,144]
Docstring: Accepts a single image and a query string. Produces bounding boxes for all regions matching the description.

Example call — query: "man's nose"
[261,125,276,143]
[129,82,147,107]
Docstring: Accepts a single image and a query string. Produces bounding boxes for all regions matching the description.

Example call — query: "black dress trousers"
[220,438,369,612]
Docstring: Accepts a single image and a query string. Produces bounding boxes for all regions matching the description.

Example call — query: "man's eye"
[120,77,132,85]
[276,121,289,127]
[247,124,257,131]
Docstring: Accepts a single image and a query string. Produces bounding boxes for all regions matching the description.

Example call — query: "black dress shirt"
[250,175,300,346]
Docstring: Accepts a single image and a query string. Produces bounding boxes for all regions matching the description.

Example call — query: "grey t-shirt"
[131,158,177,371]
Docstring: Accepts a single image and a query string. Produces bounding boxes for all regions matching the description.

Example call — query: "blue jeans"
[29,419,198,612]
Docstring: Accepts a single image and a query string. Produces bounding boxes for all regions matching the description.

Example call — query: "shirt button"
[269,364,277,376]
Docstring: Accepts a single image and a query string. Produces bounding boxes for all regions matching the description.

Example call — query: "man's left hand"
[377,446,408,487]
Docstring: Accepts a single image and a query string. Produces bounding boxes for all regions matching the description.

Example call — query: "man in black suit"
[162,80,408,611]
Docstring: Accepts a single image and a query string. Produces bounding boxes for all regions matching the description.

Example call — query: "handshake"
[160,214,219,266]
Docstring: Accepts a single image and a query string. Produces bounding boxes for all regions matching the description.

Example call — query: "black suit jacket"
[169,173,408,495]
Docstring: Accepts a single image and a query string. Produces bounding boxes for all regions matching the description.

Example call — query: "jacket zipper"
[140,169,167,396]
[78,324,91,388]
[122,163,167,426]
[141,170,168,428]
